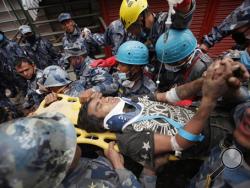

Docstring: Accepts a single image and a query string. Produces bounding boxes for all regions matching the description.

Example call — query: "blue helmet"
[116,41,149,65]
[155,29,197,64]
[58,12,72,23]
[0,113,76,188]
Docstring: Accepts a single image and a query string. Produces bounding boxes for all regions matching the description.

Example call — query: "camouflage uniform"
[190,102,250,188]
[22,35,61,69]
[157,49,212,91]
[42,65,85,97]
[63,26,102,58]
[104,20,137,55]
[63,80,85,97]
[0,113,76,188]
[60,156,143,188]
[75,56,118,95]
[202,0,250,48]
[115,73,157,98]
[190,144,250,188]
[101,0,196,55]
[23,68,45,109]
[0,37,27,95]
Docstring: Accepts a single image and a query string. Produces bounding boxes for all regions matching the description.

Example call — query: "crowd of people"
[0,0,250,187]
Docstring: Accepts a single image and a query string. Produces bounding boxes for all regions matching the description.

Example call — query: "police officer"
[114,40,156,97]
[155,29,212,91]
[19,25,61,69]
[64,45,118,97]
[102,0,195,55]
[58,12,102,58]
[15,57,44,112]
[191,101,250,187]
[200,0,250,52]
[41,65,85,106]
[0,113,147,188]
[0,30,27,97]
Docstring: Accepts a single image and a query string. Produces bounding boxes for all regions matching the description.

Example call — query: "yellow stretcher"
[35,94,119,151]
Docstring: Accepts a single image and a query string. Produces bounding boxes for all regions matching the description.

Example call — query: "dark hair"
[14,57,34,67]
[0,104,23,123]
[77,100,105,133]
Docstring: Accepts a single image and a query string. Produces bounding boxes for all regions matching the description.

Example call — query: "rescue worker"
[103,0,195,55]
[200,0,250,52]
[58,12,103,58]
[19,25,61,69]
[15,57,44,112]
[40,65,85,106]
[0,30,27,97]
[64,45,118,97]
[0,113,151,188]
[155,28,212,91]
[114,40,156,97]
[78,59,249,168]
[190,101,250,187]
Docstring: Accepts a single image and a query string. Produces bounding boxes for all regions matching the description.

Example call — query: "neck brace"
[103,98,144,132]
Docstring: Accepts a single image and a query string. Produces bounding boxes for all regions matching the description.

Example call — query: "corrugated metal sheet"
[189,0,209,40]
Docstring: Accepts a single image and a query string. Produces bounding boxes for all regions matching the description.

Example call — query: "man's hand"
[44,93,58,106]
[37,82,49,94]
[202,59,237,101]
[79,88,98,104]
[199,43,209,53]
[154,91,166,102]
[221,58,249,88]
[104,142,124,169]
[82,27,91,39]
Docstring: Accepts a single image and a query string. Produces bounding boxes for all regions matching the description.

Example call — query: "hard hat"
[155,29,197,64]
[120,0,148,29]
[42,65,72,88]
[116,40,149,65]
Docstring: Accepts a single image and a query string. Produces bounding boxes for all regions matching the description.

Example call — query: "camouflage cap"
[42,65,72,88]
[58,12,72,23]
[0,112,77,188]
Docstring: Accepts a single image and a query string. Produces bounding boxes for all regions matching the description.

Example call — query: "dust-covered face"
[87,95,120,119]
